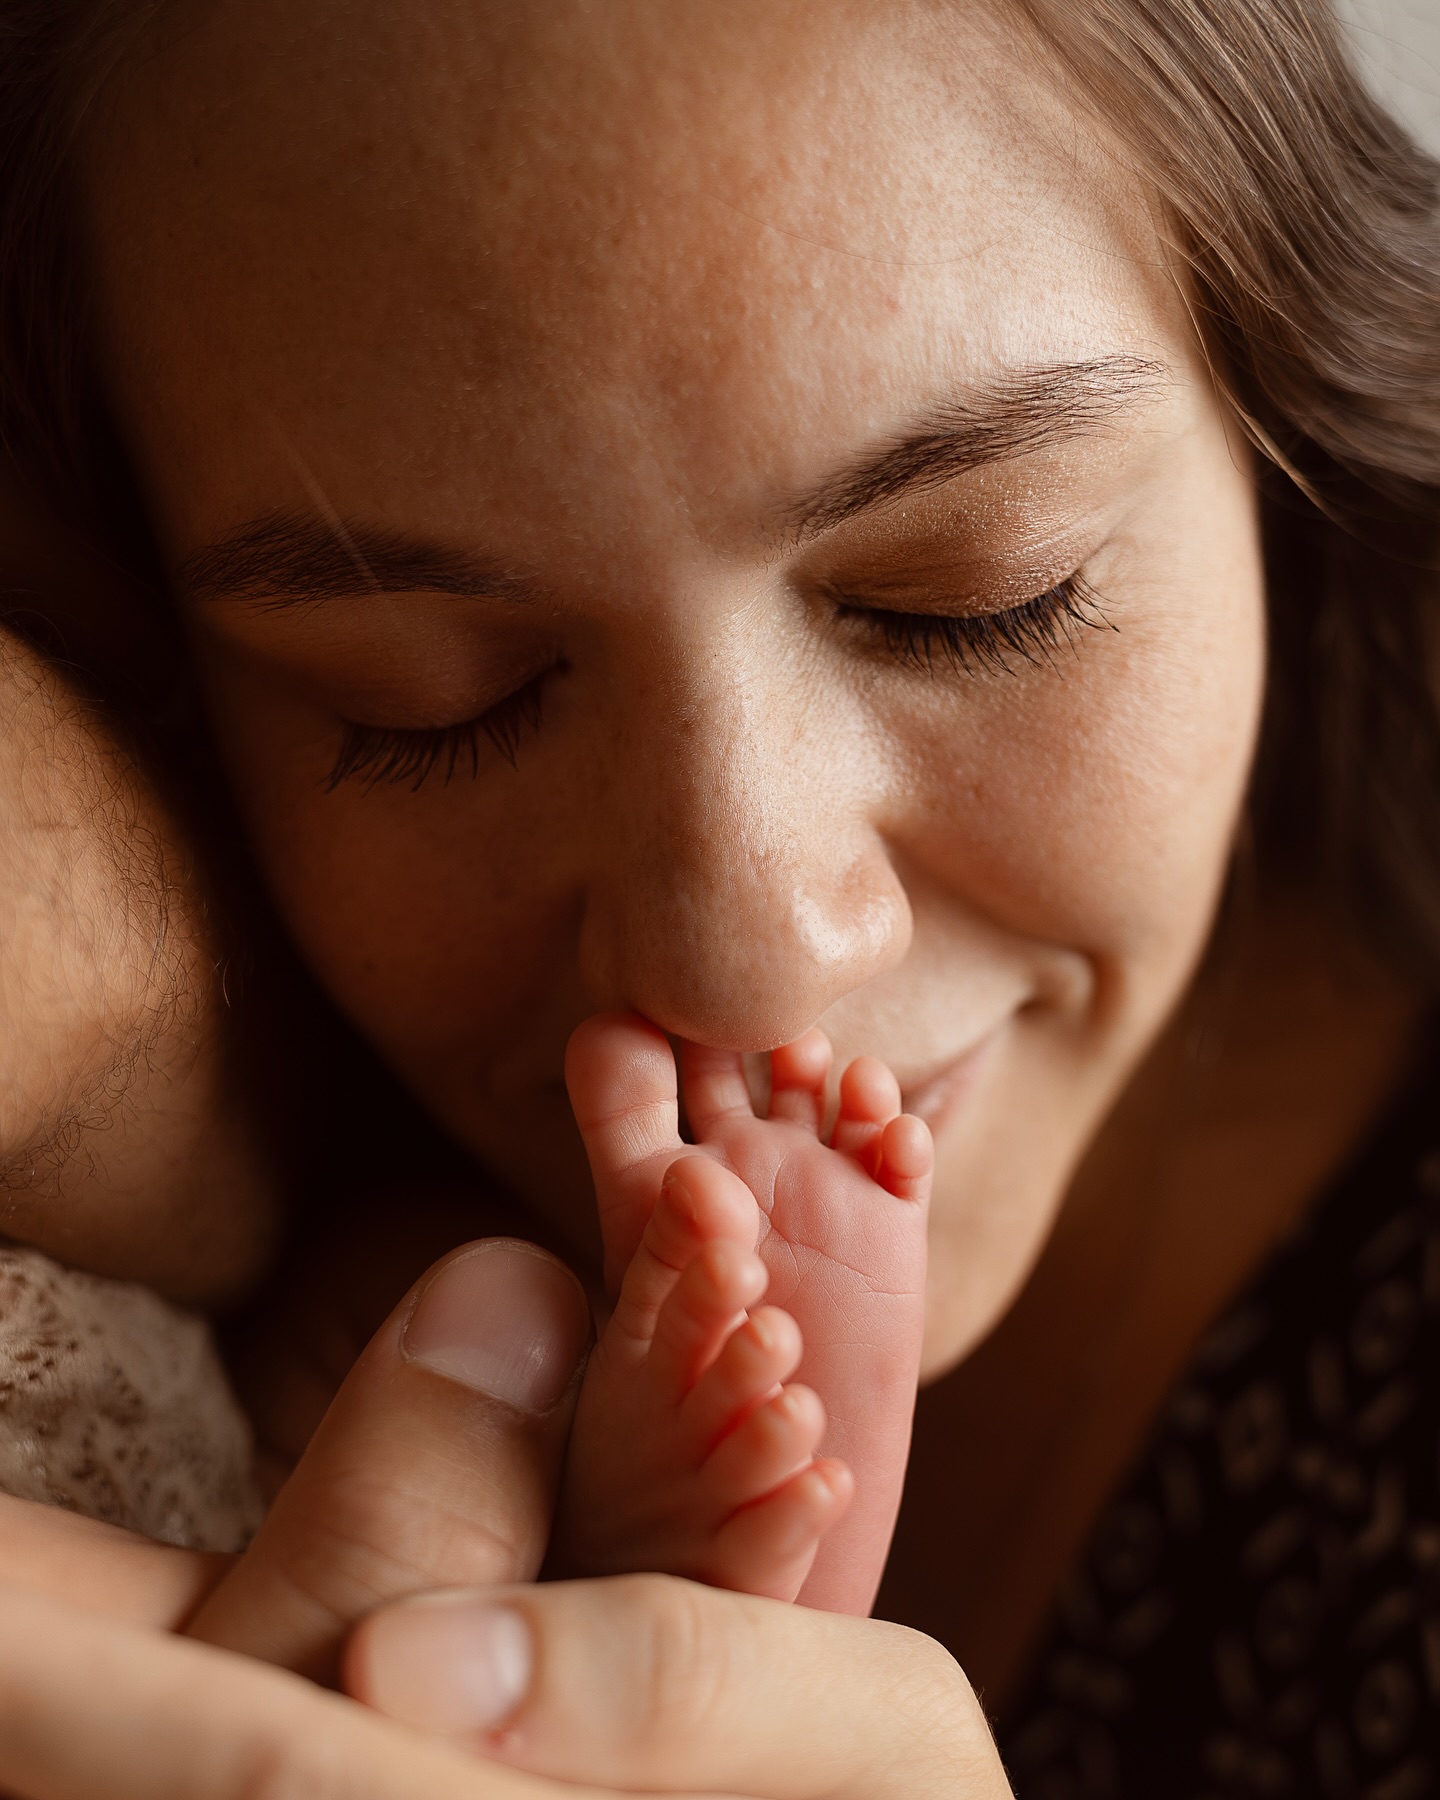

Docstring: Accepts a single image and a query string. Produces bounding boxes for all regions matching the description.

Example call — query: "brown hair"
[1014,0,1440,984]
[2,0,1439,978]
[0,2,165,572]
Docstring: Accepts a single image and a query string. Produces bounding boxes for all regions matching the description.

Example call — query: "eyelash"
[324,677,546,793]
[843,574,1111,677]
[322,576,1110,793]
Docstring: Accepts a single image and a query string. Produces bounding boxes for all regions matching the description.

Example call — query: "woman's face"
[85,0,1263,1373]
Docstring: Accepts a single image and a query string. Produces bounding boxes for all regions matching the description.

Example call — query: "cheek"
[900,572,1264,990]
[288,813,566,1061]
[199,666,574,1067]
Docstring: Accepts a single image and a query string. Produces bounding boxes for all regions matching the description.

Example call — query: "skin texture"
[81,0,1264,1391]
[0,1577,1010,1800]
[0,1241,1012,1797]
[0,625,273,1302]
[555,1016,932,1615]
[0,1,1423,1791]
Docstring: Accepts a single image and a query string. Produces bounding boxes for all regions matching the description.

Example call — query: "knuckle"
[878,1625,1001,1779]
[607,1574,739,1752]
[231,1723,350,1800]
[893,1621,969,1690]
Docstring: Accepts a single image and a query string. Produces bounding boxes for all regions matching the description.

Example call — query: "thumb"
[187,1239,591,1681]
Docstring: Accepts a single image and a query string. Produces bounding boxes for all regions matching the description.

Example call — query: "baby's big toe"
[566,1012,686,1278]
[650,1155,762,1267]
[566,1014,682,1171]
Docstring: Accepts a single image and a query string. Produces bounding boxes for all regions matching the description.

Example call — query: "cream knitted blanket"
[0,1246,262,1551]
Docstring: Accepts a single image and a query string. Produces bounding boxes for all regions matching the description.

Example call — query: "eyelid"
[324,669,551,792]
[196,602,559,734]
[818,560,1090,618]
[840,573,1114,677]
[804,501,1123,618]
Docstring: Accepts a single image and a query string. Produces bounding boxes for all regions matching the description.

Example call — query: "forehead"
[86,0,1182,550]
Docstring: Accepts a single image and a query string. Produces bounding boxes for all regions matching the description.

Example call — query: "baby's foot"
[553,1150,854,1600]
[557,1013,931,1615]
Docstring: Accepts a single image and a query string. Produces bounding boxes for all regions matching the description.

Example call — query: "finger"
[0,1587,589,1800]
[679,1040,756,1137]
[350,1575,1007,1800]
[188,1240,591,1682]
[767,1030,833,1132]
[0,1493,228,1630]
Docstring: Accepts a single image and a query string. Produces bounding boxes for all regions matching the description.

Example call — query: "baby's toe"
[679,1042,757,1138]
[707,1459,854,1602]
[830,1055,902,1165]
[767,1029,833,1132]
[642,1237,768,1399]
[650,1155,761,1267]
[566,1013,685,1281]
[875,1112,933,1203]
[616,1154,761,1355]
[700,1383,826,1512]
[679,1305,803,1458]
[566,1014,681,1169]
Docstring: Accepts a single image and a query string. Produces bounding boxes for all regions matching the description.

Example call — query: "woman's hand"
[349,1575,1012,1800]
[0,1236,593,1675]
[188,1238,593,1677]
[0,1492,226,1629]
[0,1576,1009,1800]
[0,1587,577,1800]
[0,1244,1009,1799]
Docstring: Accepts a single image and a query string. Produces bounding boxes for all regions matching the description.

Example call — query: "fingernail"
[402,1241,590,1412]
[361,1595,533,1736]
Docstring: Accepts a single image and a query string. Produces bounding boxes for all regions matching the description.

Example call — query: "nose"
[577,655,913,1051]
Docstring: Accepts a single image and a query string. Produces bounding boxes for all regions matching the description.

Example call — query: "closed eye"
[322,577,1109,795]
[324,672,548,793]
[842,574,1112,676]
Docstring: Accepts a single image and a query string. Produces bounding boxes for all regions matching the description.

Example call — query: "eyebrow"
[182,355,1167,606]
[180,515,531,608]
[787,355,1169,539]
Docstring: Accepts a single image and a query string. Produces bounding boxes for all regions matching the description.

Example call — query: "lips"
[899,1027,1002,1137]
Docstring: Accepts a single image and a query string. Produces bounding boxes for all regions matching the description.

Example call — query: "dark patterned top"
[1002,1058,1440,1800]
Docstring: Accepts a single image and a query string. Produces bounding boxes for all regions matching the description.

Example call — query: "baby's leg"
[554,1152,850,1598]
